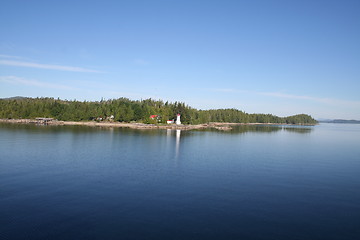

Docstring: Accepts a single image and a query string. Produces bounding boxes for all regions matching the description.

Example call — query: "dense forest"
[0,97,318,125]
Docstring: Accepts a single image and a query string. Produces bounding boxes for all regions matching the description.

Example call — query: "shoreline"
[0,119,315,131]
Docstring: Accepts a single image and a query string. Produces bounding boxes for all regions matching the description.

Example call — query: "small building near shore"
[35,118,54,124]
[150,115,161,122]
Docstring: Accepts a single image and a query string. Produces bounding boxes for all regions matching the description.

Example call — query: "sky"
[1,0,359,119]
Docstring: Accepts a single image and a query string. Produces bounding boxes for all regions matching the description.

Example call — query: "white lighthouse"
[176,114,181,125]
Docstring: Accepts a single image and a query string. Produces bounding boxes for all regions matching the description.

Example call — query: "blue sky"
[1,0,359,119]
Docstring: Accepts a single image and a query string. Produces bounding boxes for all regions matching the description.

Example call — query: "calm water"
[1,123,360,240]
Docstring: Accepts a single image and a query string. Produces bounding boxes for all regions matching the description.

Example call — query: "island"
[0,97,318,130]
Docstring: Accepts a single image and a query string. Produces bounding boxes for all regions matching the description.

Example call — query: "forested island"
[0,97,317,125]
[319,119,360,124]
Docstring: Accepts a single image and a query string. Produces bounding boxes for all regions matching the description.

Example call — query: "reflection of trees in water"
[198,125,314,135]
[1,122,313,136]
[282,127,313,134]
[233,125,283,133]
[0,123,161,135]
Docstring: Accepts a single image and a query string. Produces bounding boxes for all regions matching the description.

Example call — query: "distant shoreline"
[0,118,316,131]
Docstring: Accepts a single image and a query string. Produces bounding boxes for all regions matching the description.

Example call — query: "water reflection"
[212,125,314,134]
[2,122,360,240]
[282,126,313,134]
[176,130,181,158]
[0,123,314,135]
[166,129,182,159]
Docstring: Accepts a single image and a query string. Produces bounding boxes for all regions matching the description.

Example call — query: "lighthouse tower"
[176,114,181,125]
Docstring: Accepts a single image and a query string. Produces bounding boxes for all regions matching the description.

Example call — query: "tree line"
[0,97,318,125]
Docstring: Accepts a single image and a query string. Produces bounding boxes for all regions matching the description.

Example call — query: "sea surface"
[1,123,359,240]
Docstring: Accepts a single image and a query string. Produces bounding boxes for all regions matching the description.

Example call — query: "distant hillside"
[319,119,360,124]
[0,97,318,125]
[1,96,28,100]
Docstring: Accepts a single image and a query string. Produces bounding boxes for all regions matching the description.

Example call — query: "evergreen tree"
[0,97,318,125]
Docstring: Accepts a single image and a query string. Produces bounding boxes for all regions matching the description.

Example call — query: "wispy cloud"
[258,91,360,107]
[0,54,25,60]
[0,59,100,73]
[0,75,75,90]
[210,88,360,107]
[259,91,321,101]
[210,88,238,93]
[133,59,149,65]
[209,88,252,94]
[0,76,146,99]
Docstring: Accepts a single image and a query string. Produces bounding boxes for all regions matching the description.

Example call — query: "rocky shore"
[0,118,234,131]
[0,118,314,131]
